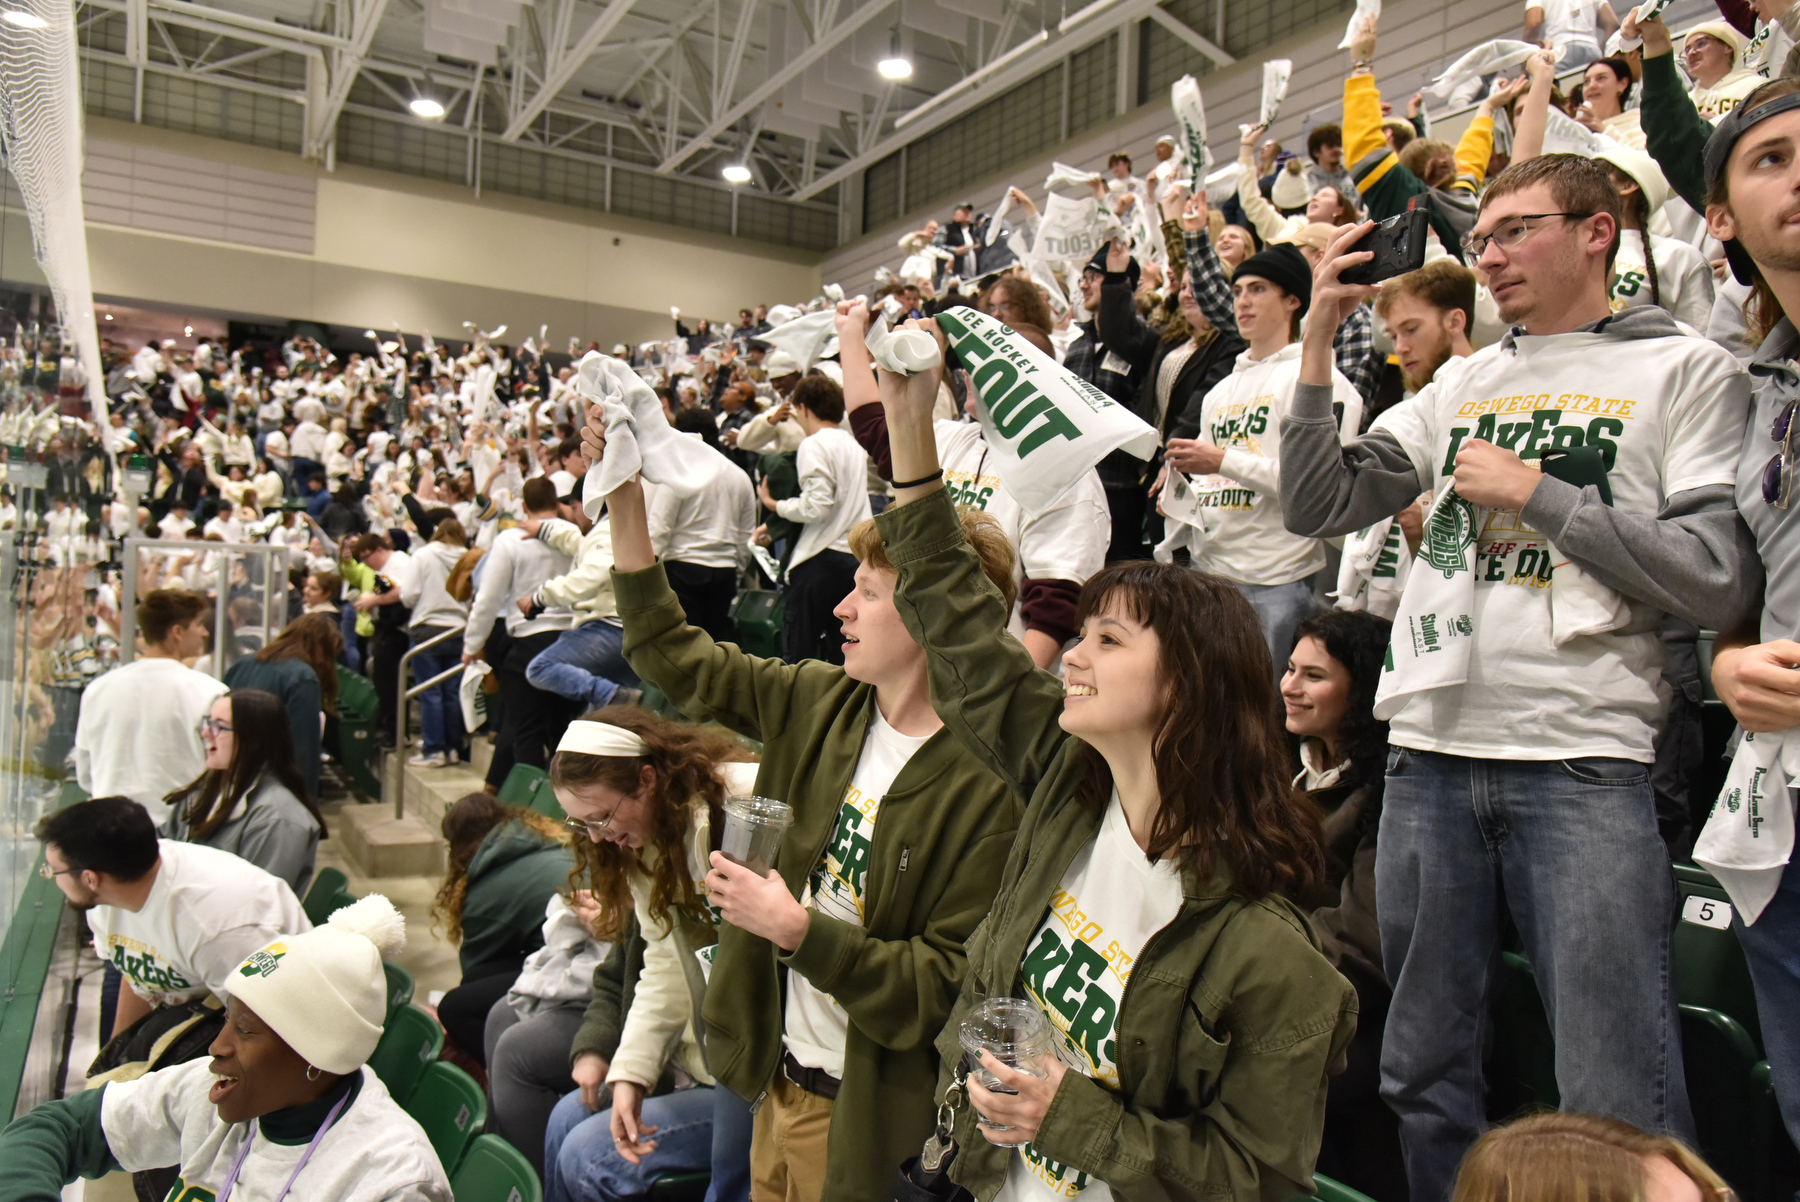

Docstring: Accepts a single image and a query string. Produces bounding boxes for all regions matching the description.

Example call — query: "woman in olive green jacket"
[871,321,1359,1200]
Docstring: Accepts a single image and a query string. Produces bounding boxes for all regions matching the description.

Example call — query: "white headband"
[556,721,649,758]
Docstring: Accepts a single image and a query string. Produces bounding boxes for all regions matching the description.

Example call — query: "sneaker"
[607,686,644,709]
[406,752,442,767]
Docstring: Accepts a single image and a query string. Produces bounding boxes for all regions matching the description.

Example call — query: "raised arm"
[874,336,1072,800]
[1510,49,1560,164]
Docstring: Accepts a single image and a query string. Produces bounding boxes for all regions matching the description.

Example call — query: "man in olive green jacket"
[602,470,1022,1200]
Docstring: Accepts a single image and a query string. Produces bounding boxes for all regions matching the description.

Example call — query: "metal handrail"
[388,623,465,819]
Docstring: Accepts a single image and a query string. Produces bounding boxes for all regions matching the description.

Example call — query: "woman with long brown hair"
[433,791,574,1064]
[871,333,1356,1197]
[164,688,323,894]
[223,612,342,804]
[1452,1112,1731,1202]
[542,706,757,1202]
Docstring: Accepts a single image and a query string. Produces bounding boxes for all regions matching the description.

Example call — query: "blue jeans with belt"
[1377,748,1693,1202]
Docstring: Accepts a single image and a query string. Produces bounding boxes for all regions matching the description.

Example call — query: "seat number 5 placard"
[1681,895,1734,930]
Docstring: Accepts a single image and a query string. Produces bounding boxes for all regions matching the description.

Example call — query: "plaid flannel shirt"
[1182,228,1382,407]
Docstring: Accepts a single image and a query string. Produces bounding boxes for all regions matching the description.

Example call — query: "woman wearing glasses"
[431,791,576,1066]
[163,689,325,896]
[541,709,759,1202]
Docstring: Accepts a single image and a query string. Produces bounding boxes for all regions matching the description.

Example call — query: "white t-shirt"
[783,711,933,1077]
[1370,324,1748,761]
[1528,0,1600,55]
[935,419,1110,640]
[998,794,1184,1202]
[1609,230,1715,332]
[645,442,757,570]
[776,426,874,572]
[1191,342,1365,587]
[102,1059,450,1202]
[87,840,310,1006]
[74,658,229,824]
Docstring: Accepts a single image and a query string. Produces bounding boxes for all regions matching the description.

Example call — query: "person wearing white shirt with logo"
[757,375,873,665]
[645,440,756,645]
[1281,154,1754,1201]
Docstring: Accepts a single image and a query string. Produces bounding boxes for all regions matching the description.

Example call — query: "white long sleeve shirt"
[537,518,621,626]
[74,658,229,824]
[646,443,757,569]
[775,426,873,571]
[463,527,574,655]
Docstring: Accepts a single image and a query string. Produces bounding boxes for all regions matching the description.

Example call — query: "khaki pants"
[749,1073,835,1202]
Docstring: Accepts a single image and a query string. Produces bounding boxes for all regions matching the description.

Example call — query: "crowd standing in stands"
[18,2,1800,1198]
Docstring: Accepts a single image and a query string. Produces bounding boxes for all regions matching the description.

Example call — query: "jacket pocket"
[1180,998,1233,1110]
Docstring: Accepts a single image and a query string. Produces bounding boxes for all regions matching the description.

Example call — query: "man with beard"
[1372,258,1477,419]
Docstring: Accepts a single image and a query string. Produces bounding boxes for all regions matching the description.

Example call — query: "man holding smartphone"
[1279,153,1754,1201]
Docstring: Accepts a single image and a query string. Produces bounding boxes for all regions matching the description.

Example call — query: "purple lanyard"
[215,1089,350,1202]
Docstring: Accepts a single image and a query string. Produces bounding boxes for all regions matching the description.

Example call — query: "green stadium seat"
[302,867,350,926]
[727,590,782,659]
[496,763,549,806]
[449,1134,543,1202]
[526,776,566,822]
[370,1004,443,1105]
[408,1060,489,1176]
[1681,1004,1780,1200]
[1672,863,1762,1050]
[1485,950,1560,1117]
[332,666,384,797]
[650,1171,711,1202]
[384,962,415,1017]
[1309,1174,1379,1202]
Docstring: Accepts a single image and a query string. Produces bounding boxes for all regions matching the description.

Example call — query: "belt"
[781,1051,841,1100]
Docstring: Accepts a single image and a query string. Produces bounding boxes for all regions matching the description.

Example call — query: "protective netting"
[0,0,106,423]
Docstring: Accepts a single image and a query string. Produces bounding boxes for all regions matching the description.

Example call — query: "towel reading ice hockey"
[935,307,1158,514]
[1171,75,1210,188]
[575,351,715,520]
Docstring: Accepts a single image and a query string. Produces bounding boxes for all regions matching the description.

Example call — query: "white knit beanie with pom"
[226,895,407,1075]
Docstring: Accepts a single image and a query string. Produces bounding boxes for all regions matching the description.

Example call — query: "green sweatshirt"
[459,820,575,976]
[875,489,1359,1201]
[0,1088,118,1201]
[1640,51,1714,213]
[612,559,1022,1201]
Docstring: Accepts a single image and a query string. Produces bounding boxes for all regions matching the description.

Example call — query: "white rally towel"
[460,659,492,732]
[1171,75,1212,188]
[1334,515,1412,620]
[1033,190,1115,278]
[760,310,839,372]
[1338,0,1380,49]
[987,186,1017,246]
[1694,728,1800,924]
[574,351,716,520]
[865,310,944,375]
[1153,469,1208,564]
[1428,40,1541,101]
[1259,60,1293,129]
[1375,481,1633,719]
[935,307,1157,514]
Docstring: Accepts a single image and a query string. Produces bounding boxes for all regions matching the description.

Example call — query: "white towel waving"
[574,352,715,519]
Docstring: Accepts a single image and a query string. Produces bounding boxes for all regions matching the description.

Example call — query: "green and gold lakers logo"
[238,943,288,978]
[1421,494,1476,579]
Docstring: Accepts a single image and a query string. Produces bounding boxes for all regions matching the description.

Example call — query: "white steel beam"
[304,0,392,163]
[502,0,640,141]
[1142,5,1234,67]
[656,0,897,174]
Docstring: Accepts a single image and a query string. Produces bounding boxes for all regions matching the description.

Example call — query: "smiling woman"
[0,896,451,1201]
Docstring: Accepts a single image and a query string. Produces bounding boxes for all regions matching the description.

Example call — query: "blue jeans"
[544,1086,715,1202]
[1378,749,1692,1202]
[339,602,362,673]
[1734,851,1800,1158]
[526,622,639,711]
[411,629,465,756]
[1233,578,1316,677]
[705,1085,753,1202]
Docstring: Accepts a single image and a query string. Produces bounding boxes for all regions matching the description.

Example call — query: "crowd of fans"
[12,1,1800,1200]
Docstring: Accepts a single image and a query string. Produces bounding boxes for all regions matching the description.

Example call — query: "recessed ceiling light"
[721,163,752,184]
[409,97,446,119]
[877,57,913,80]
[2,11,49,29]
[183,325,194,336]
[104,314,112,321]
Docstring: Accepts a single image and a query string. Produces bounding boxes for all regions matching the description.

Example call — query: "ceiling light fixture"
[409,96,446,119]
[721,163,753,184]
[878,25,912,80]
[1,10,49,29]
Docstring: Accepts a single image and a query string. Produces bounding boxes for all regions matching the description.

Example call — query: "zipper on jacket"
[749,1088,768,1114]
[899,846,910,872]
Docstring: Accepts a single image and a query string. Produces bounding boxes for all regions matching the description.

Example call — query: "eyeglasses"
[1462,212,1595,259]
[200,716,234,736]
[38,861,73,880]
[564,811,616,842]
[1765,398,1799,509]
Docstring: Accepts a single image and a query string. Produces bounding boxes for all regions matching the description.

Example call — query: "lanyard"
[216,1089,350,1202]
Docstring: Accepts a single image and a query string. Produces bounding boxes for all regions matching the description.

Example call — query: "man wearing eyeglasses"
[1279,153,1755,1200]
[1697,77,1800,1177]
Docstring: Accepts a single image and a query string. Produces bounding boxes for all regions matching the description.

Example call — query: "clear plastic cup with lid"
[719,794,793,875]
[959,997,1054,1131]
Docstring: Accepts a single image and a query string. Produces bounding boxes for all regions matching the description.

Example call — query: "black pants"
[486,629,581,789]
[439,961,521,1066]
[1316,960,1408,1201]
[666,560,738,645]
[782,549,857,665]
[370,624,410,743]
[1104,484,1151,562]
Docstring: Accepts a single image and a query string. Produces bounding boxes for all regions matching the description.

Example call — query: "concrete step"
[336,803,445,878]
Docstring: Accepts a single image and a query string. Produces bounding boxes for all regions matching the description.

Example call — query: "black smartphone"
[1338,208,1430,286]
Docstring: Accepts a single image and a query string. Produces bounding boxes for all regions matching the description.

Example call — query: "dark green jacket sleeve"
[0,1087,120,1202]
[875,488,1071,802]
[613,559,844,746]
[571,920,643,1064]
[1641,52,1714,212]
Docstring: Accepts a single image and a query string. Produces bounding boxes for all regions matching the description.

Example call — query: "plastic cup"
[958,997,1052,1130]
[719,795,792,875]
